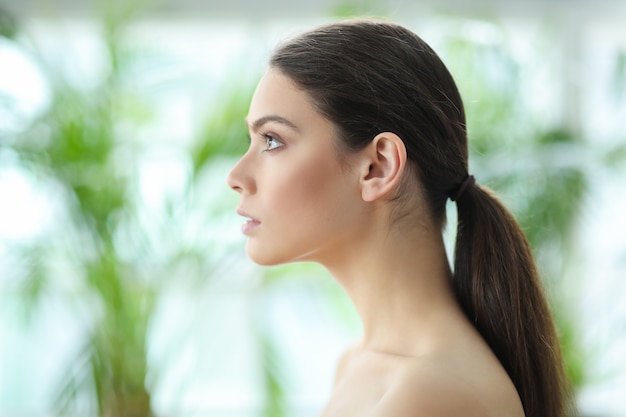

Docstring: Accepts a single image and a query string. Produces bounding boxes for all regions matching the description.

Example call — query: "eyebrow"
[245,114,299,132]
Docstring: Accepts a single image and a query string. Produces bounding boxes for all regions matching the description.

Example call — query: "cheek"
[272,158,361,247]
[277,156,344,214]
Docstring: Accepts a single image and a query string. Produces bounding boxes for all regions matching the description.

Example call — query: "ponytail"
[453,182,575,417]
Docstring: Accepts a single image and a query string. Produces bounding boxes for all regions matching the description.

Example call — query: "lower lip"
[242,220,261,234]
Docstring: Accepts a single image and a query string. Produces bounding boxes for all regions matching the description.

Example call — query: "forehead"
[247,68,324,129]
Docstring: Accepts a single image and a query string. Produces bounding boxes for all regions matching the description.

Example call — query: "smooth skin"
[228,69,525,417]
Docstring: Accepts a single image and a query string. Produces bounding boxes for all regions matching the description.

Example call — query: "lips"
[237,208,261,234]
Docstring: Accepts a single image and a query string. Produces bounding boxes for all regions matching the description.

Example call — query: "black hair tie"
[450,175,475,202]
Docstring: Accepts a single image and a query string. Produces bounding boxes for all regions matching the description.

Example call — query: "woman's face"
[227,68,366,266]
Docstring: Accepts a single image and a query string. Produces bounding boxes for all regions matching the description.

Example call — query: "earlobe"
[360,132,407,202]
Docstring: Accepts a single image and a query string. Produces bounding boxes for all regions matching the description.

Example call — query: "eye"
[263,134,284,151]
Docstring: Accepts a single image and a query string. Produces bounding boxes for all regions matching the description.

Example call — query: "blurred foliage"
[2,2,155,416]
[330,1,387,18]
[0,0,295,414]
[0,4,17,39]
[0,2,259,417]
[190,84,251,175]
[613,49,626,103]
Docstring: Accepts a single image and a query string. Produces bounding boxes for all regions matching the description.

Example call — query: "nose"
[227,153,255,195]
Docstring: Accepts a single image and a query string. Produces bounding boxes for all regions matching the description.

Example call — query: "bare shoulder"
[370,360,487,417]
[370,357,524,417]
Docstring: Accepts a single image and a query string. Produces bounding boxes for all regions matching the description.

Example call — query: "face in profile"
[227,69,367,266]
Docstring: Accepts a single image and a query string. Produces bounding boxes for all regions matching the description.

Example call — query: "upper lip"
[237,208,259,222]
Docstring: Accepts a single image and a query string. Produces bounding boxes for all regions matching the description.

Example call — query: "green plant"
[3,8,155,417]
[1,4,286,414]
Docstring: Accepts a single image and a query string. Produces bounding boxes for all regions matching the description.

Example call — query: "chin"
[246,246,288,266]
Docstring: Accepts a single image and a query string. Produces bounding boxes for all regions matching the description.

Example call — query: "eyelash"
[261,133,284,152]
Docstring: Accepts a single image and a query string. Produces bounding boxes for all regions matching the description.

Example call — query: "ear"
[359,132,407,202]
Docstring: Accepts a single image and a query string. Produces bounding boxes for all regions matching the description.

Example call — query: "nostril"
[227,177,240,192]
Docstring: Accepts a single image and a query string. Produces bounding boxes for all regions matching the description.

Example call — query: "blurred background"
[0,0,625,416]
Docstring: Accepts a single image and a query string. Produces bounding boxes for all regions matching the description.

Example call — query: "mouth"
[237,209,261,234]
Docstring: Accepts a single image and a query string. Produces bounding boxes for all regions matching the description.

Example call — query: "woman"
[227,20,575,417]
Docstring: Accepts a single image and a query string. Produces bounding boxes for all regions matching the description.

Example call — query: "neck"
[321,216,462,357]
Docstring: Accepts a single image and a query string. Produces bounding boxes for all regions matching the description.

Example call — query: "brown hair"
[270,20,574,417]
